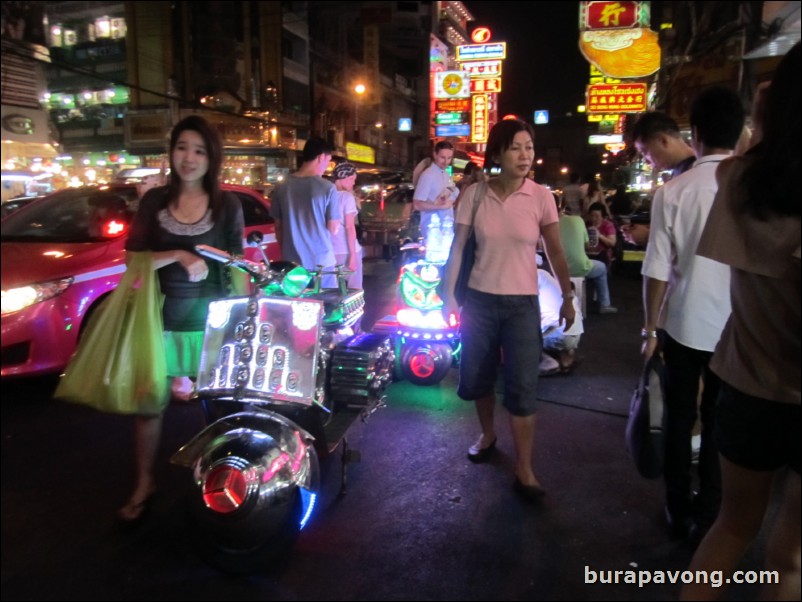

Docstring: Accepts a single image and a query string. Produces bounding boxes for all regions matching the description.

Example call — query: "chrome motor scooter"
[171,241,394,572]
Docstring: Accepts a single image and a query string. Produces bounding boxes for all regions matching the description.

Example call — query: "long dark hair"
[484,119,535,173]
[166,115,225,219]
[742,43,800,219]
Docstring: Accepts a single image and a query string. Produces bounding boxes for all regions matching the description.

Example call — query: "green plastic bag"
[55,252,169,416]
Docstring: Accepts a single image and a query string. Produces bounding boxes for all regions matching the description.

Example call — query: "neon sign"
[471,27,492,43]
[456,43,506,62]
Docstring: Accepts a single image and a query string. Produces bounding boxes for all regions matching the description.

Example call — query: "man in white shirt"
[625,112,697,246]
[641,87,745,543]
[413,141,458,233]
[537,268,584,374]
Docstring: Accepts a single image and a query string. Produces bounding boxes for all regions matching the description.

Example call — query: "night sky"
[465,1,594,120]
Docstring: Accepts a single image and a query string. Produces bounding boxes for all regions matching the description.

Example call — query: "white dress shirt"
[641,155,732,351]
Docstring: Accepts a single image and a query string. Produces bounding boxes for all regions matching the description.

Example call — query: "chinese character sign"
[580,1,650,30]
[578,2,659,79]
[460,60,503,78]
[472,94,489,143]
[586,83,648,113]
[470,78,502,94]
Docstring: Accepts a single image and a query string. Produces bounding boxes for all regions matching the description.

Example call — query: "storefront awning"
[1,140,58,161]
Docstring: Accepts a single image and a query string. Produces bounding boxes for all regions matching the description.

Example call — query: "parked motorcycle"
[372,222,459,386]
[171,240,394,572]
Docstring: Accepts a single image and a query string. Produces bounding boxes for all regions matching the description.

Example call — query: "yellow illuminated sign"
[345,142,375,164]
[471,94,489,143]
[586,83,647,114]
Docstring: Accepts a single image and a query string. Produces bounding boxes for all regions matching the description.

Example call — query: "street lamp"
[353,83,366,141]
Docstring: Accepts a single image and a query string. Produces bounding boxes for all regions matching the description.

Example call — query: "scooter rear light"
[408,348,437,379]
[202,464,249,513]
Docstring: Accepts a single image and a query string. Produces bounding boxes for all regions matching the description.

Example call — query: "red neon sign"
[584,1,639,30]
[471,27,492,43]
[470,78,501,94]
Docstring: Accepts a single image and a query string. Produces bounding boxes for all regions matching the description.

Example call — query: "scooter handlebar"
[195,244,271,281]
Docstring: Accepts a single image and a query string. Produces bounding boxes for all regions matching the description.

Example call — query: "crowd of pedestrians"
[66,40,798,602]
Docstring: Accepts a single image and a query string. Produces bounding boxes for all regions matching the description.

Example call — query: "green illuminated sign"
[434,112,468,125]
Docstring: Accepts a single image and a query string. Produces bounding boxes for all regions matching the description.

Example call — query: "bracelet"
[562,293,575,299]
[641,329,658,339]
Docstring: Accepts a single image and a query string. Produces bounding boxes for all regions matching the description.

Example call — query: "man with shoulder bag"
[640,87,745,543]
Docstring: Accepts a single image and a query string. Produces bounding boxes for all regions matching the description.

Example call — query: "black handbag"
[453,182,485,306]
[625,354,667,479]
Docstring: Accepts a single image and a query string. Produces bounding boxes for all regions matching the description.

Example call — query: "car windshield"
[1,187,140,243]
[356,173,382,192]
[384,188,414,204]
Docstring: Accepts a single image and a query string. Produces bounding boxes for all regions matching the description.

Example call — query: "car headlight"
[1,278,73,315]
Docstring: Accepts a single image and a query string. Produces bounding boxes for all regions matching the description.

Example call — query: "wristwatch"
[641,329,658,339]
[562,293,575,300]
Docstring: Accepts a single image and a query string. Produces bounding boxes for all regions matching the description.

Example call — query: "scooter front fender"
[170,409,318,492]
[172,410,320,566]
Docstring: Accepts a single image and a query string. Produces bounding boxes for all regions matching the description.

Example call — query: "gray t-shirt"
[271,175,340,269]
[331,189,360,256]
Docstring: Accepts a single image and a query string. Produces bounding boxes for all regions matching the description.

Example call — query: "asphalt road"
[1,258,774,601]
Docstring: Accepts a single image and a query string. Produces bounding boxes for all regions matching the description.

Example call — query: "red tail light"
[202,464,249,513]
[408,348,437,379]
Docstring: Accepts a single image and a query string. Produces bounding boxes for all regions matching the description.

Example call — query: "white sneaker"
[599,305,618,314]
[539,354,561,376]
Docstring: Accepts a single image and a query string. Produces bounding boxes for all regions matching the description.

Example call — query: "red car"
[1,184,280,378]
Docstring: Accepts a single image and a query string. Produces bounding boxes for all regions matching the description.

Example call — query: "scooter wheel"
[400,341,452,386]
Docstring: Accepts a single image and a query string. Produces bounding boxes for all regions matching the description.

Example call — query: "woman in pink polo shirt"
[443,119,576,502]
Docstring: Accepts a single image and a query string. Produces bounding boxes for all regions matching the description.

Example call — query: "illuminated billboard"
[435,112,469,125]
[580,1,650,30]
[435,124,471,137]
[470,78,502,94]
[456,43,506,62]
[586,83,647,113]
[346,142,376,164]
[433,71,471,99]
[579,27,660,78]
[588,134,624,144]
[471,94,489,143]
[436,99,471,112]
[460,60,502,78]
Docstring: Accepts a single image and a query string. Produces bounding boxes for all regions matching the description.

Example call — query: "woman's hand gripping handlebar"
[195,244,274,286]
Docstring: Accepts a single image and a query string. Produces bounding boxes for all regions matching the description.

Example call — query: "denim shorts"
[715,382,800,474]
[457,288,542,416]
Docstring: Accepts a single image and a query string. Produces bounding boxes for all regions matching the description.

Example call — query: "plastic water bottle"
[441,217,455,263]
[425,214,442,263]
